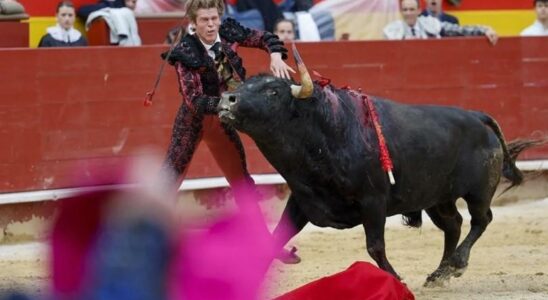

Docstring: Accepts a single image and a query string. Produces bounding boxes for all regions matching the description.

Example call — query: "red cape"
[275,261,415,300]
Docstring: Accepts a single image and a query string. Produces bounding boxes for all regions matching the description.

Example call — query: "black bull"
[217,52,539,285]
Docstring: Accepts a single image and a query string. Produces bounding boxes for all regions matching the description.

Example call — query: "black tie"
[411,27,416,37]
[211,42,221,60]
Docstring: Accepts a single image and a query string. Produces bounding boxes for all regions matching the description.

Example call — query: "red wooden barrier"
[0,18,29,48]
[136,14,185,45]
[86,18,110,45]
[0,37,546,193]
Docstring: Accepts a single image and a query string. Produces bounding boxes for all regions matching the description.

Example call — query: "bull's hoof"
[276,246,301,264]
[423,269,451,288]
[423,278,447,288]
[451,266,467,278]
[449,253,468,270]
[423,264,469,287]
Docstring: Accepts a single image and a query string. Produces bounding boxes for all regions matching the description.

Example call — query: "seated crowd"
[383,0,498,44]
[2,0,547,49]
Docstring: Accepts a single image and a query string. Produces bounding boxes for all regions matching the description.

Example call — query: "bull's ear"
[290,43,313,99]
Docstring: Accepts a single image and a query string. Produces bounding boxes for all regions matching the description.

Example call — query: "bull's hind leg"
[444,144,501,280]
[449,194,493,278]
[424,201,463,287]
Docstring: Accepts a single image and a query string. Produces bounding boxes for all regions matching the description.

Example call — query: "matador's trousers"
[162,103,257,207]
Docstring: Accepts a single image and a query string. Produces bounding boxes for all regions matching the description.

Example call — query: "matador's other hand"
[270,53,295,80]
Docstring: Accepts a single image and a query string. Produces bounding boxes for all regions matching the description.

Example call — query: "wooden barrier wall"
[0,37,546,193]
[0,19,29,48]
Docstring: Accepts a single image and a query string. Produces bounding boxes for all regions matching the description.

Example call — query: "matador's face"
[192,8,221,45]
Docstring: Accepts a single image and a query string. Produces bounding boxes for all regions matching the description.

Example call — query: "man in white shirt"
[521,0,548,36]
[384,0,498,45]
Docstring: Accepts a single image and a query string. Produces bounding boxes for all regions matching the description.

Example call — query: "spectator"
[420,0,459,25]
[85,0,141,46]
[78,0,125,21]
[384,0,498,45]
[521,0,548,36]
[0,0,25,15]
[273,18,296,41]
[229,0,284,32]
[38,1,87,47]
[124,0,137,10]
[277,0,314,12]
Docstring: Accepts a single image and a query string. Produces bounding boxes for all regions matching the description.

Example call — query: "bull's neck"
[254,106,347,153]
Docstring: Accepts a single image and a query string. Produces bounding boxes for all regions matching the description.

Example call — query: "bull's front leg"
[361,197,401,280]
[273,194,308,264]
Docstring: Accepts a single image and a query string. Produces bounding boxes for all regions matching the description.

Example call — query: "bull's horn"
[290,43,313,99]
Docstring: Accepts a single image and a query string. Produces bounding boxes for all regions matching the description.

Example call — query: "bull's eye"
[266,89,277,97]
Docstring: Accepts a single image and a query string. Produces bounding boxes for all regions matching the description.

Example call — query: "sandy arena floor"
[1,198,547,299]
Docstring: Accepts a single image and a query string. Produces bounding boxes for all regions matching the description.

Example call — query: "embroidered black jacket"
[162,18,287,114]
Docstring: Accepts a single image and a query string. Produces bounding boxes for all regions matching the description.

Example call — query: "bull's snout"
[219,92,239,109]
[218,92,239,122]
[227,94,238,104]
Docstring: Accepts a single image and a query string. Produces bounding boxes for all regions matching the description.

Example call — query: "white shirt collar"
[47,24,82,43]
[201,34,221,50]
[521,20,548,36]
[533,20,548,32]
[191,32,221,59]
[404,23,421,38]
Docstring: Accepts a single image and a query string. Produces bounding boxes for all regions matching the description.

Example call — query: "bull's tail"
[501,139,545,192]
[474,111,546,192]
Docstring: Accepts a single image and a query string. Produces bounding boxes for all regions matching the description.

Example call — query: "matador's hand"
[270,53,295,80]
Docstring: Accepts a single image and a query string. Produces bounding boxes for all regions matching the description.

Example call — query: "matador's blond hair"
[185,0,225,22]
